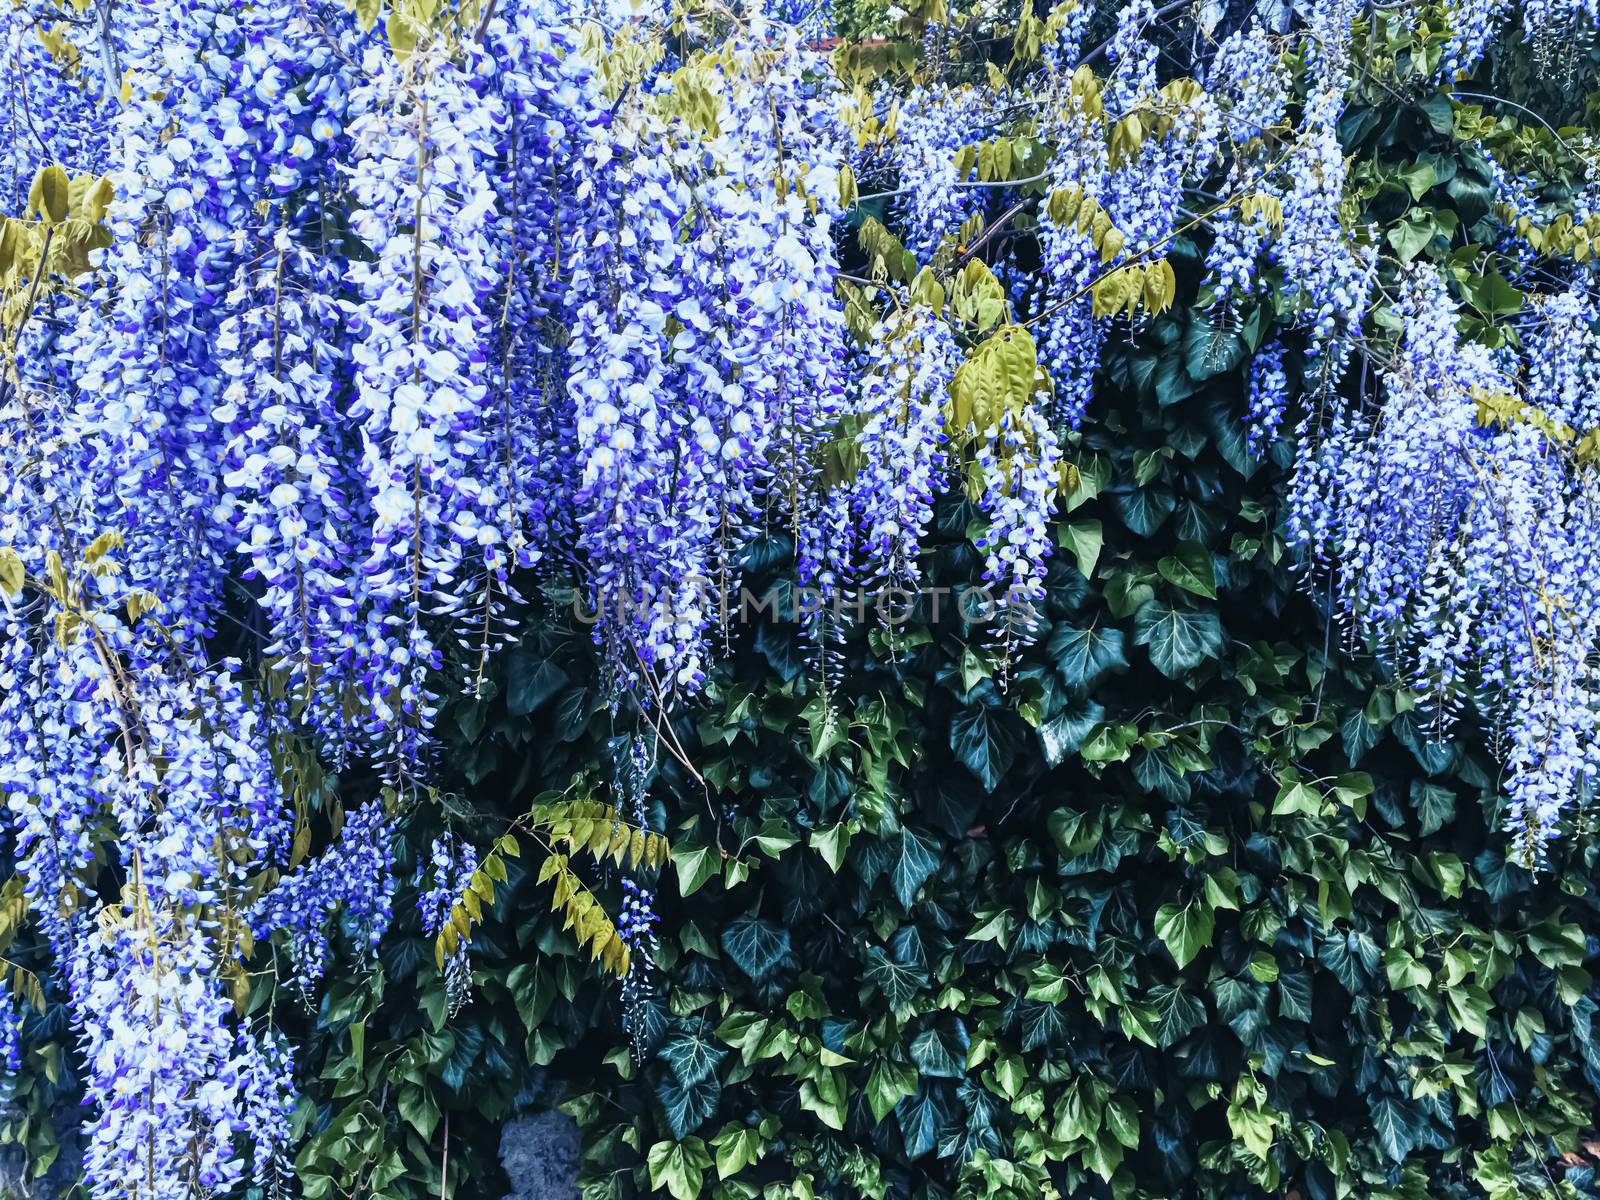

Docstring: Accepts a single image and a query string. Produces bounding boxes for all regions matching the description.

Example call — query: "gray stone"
[499,1110,581,1200]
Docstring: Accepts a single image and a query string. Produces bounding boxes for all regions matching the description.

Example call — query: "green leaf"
[674,846,721,898]
[1426,851,1467,899]
[1154,900,1214,968]
[1133,600,1225,678]
[1272,775,1322,816]
[864,947,928,1010]
[1370,1096,1418,1163]
[1445,982,1491,1038]
[950,705,1017,791]
[1157,542,1217,600]
[1046,623,1127,690]
[1461,271,1522,316]
[1395,160,1436,200]
[888,829,941,907]
[1056,519,1104,579]
[1386,215,1434,262]
[647,1138,712,1200]
[1115,487,1176,536]
[1105,1096,1140,1149]
[810,822,851,872]
[896,1086,942,1159]
[1078,721,1137,763]
[504,645,568,716]
[655,1071,721,1139]
[1411,781,1455,836]
[1147,983,1206,1046]
[662,1026,728,1087]
[1276,969,1313,1022]
[866,1058,918,1123]
[1038,696,1105,766]
[720,917,791,983]
[909,1025,966,1078]
[712,1124,762,1181]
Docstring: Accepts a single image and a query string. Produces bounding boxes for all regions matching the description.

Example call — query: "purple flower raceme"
[419,832,479,1014]
[344,38,510,772]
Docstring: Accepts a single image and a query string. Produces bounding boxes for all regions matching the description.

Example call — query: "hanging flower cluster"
[419,832,479,1014]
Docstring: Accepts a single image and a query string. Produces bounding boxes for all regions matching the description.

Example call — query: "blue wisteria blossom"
[419,832,479,1013]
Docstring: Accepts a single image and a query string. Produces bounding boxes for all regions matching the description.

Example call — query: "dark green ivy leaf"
[1370,1095,1420,1163]
[1115,487,1176,537]
[1183,315,1245,379]
[909,1025,967,1078]
[1146,983,1207,1047]
[1410,781,1455,837]
[889,829,941,907]
[897,1085,945,1160]
[504,647,568,716]
[1039,696,1106,767]
[661,1024,728,1087]
[950,706,1017,791]
[655,1071,721,1140]
[864,946,929,1010]
[720,917,792,983]
[1047,623,1128,690]
[1133,600,1225,678]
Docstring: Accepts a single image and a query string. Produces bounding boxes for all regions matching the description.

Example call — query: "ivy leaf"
[1154,901,1214,968]
[1056,519,1103,579]
[1133,600,1225,678]
[647,1138,713,1200]
[661,1025,728,1087]
[867,1057,918,1123]
[1370,1096,1419,1163]
[1157,543,1217,600]
[655,1072,721,1140]
[1272,775,1322,816]
[950,706,1017,791]
[1147,983,1207,1046]
[1386,214,1434,262]
[864,947,928,1011]
[896,1085,944,1160]
[1461,270,1522,316]
[674,846,721,898]
[1276,969,1313,1022]
[1184,315,1245,379]
[551,687,592,742]
[1019,1000,1069,1050]
[810,822,851,872]
[504,646,568,716]
[1115,487,1176,536]
[712,1124,762,1181]
[888,829,941,907]
[1078,721,1137,763]
[1342,709,1382,765]
[1411,781,1456,836]
[909,1025,967,1078]
[1038,696,1105,766]
[1047,623,1127,690]
[721,917,791,983]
